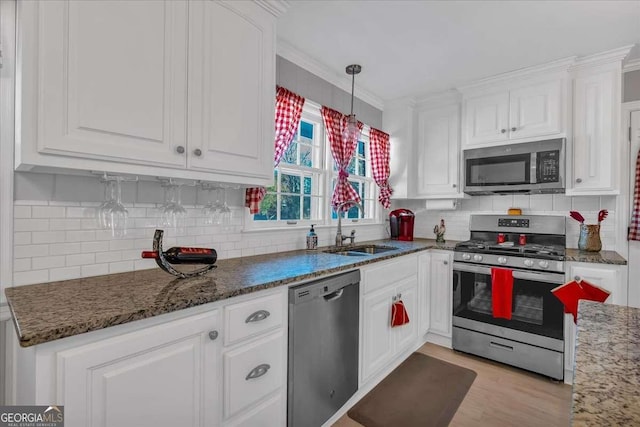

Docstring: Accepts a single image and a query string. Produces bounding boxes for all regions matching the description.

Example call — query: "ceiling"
[276,1,640,105]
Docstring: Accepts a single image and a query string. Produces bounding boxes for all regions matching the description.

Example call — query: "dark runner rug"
[348,352,477,427]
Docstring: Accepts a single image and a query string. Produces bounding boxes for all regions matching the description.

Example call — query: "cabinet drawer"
[224,394,283,427]
[224,331,284,419]
[224,292,283,345]
[362,255,417,294]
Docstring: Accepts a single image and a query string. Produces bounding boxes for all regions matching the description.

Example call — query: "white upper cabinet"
[16,0,282,186]
[463,78,564,148]
[415,104,461,198]
[567,46,629,195]
[187,0,274,180]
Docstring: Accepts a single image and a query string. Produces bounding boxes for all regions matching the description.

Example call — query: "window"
[252,101,379,226]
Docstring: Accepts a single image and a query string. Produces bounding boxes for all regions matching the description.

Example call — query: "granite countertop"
[572,301,640,425]
[5,238,458,347]
[564,249,627,265]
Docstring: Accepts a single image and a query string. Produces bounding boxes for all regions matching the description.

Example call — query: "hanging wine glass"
[106,176,128,237]
[219,187,232,228]
[202,186,221,225]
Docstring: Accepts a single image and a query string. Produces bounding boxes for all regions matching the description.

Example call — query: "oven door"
[452,262,565,343]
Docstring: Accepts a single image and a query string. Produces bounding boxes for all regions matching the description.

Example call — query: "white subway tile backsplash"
[14,232,31,245]
[109,239,134,251]
[32,206,66,218]
[109,261,134,274]
[50,219,82,231]
[14,219,49,232]
[50,266,81,282]
[13,270,49,286]
[81,264,109,278]
[95,251,122,263]
[32,255,65,270]
[134,259,156,271]
[552,194,572,211]
[32,231,67,244]
[492,195,514,212]
[66,253,96,267]
[49,242,82,255]
[66,207,94,218]
[14,258,31,272]
[571,196,600,214]
[65,230,96,242]
[81,241,110,253]
[14,206,31,218]
[14,244,49,259]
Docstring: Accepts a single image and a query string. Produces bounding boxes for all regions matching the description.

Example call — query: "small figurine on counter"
[433,219,446,243]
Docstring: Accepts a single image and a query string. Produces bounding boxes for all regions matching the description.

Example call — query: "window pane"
[358,159,366,177]
[348,158,356,174]
[281,174,301,194]
[358,140,365,156]
[347,205,361,219]
[253,193,277,221]
[303,197,311,219]
[282,142,297,165]
[281,195,301,220]
[303,176,312,195]
[300,121,313,139]
[349,181,360,193]
[300,144,312,167]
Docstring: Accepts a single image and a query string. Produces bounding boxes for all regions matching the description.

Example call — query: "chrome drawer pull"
[490,341,514,352]
[245,310,270,323]
[245,363,270,380]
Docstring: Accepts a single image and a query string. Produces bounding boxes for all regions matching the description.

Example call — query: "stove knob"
[473,254,483,262]
[524,259,534,267]
[497,256,507,264]
[538,260,549,269]
[462,253,471,260]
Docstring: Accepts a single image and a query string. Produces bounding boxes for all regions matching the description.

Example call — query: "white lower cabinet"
[564,262,628,381]
[360,255,419,384]
[429,251,453,338]
[57,311,221,427]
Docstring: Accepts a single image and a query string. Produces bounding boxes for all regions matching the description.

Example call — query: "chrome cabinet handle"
[208,330,218,341]
[452,184,456,188]
[193,148,202,157]
[501,129,506,134]
[444,260,448,265]
[511,127,517,132]
[245,310,270,323]
[490,341,514,351]
[176,145,185,154]
[576,178,582,183]
[574,276,581,281]
[245,363,270,380]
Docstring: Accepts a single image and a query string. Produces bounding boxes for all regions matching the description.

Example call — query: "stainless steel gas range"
[452,215,566,380]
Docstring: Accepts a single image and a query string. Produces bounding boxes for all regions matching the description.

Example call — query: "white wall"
[392,194,618,249]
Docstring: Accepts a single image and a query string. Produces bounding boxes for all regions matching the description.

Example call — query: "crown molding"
[254,0,291,17]
[383,97,417,110]
[623,57,640,73]
[415,89,461,109]
[570,44,634,71]
[457,56,576,92]
[276,39,385,111]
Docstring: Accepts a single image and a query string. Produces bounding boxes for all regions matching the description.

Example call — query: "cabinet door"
[464,92,509,146]
[429,252,453,337]
[418,253,431,334]
[569,264,625,306]
[21,0,188,167]
[416,106,460,197]
[188,0,275,182]
[57,311,220,427]
[361,288,395,383]
[394,276,419,353]
[509,80,562,139]
[572,69,616,192]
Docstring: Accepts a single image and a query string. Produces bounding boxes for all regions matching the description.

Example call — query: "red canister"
[497,233,505,243]
[519,234,527,245]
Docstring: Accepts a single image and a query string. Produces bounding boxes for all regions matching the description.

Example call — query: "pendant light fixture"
[344,64,362,143]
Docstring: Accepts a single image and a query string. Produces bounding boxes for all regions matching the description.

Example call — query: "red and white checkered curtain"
[629,147,640,241]
[369,128,393,209]
[245,87,305,214]
[321,107,363,211]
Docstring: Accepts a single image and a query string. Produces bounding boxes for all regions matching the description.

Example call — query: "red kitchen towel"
[551,279,610,323]
[391,299,410,327]
[491,268,513,320]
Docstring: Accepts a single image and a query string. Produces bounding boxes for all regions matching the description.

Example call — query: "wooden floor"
[333,342,572,427]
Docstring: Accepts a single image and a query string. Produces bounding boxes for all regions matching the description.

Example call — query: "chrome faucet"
[335,200,363,247]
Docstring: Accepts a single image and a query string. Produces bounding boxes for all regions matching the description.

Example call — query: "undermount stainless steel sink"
[323,244,398,256]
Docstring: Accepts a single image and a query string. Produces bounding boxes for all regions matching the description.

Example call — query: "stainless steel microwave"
[463,138,565,195]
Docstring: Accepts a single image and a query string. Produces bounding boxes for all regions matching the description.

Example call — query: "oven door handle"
[452,262,565,284]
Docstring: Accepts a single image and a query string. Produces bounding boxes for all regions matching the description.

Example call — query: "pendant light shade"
[343,64,362,144]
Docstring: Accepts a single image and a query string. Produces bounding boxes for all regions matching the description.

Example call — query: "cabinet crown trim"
[457,56,575,93]
[254,0,291,17]
[570,44,634,71]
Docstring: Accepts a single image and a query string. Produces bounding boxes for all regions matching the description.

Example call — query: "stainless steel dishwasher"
[287,269,360,427]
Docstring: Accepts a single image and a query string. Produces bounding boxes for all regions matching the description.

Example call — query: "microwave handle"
[452,262,565,284]
[530,152,537,184]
